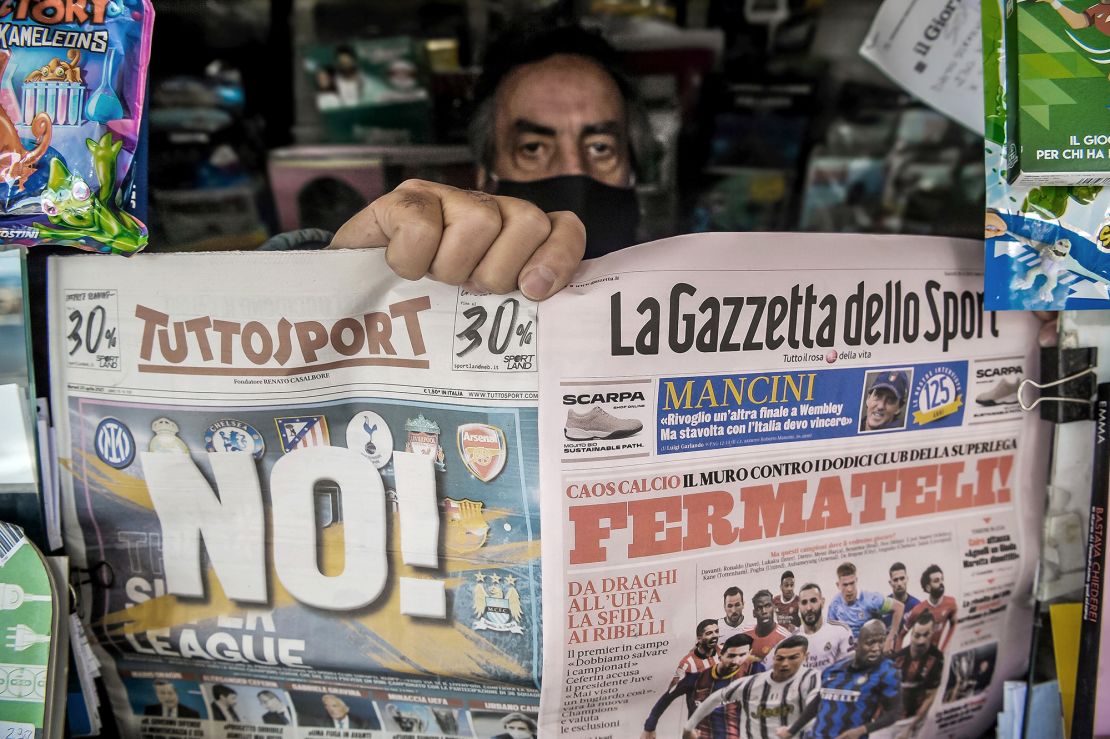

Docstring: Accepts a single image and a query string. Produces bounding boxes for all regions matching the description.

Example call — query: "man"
[797,582,854,671]
[143,679,200,718]
[493,712,537,739]
[683,635,820,739]
[1038,0,1110,79]
[781,620,902,739]
[891,612,944,739]
[772,571,801,631]
[859,372,909,432]
[322,694,371,730]
[257,690,291,725]
[719,586,747,641]
[885,562,920,632]
[642,634,763,739]
[827,562,904,652]
[901,565,957,652]
[742,590,794,664]
[208,684,240,722]
[324,24,655,300]
[673,619,722,689]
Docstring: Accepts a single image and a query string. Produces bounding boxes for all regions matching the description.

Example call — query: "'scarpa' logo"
[562,391,646,405]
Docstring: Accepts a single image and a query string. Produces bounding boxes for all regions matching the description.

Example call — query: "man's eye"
[518,141,545,157]
[587,140,615,157]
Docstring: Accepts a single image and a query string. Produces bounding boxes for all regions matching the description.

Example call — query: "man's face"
[781,577,795,599]
[928,572,945,599]
[698,623,719,652]
[771,646,806,680]
[910,622,932,656]
[799,588,823,628]
[336,52,358,77]
[491,54,631,187]
[838,574,858,605]
[724,593,744,625]
[505,720,533,737]
[219,692,238,707]
[155,683,178,709]
[889,569,908,598]
[719,645,751,671]
[260,694,283,712]
[857,629,886,666]
[323,695,348,720]
[865,387,903,430]
[753,594,774,626]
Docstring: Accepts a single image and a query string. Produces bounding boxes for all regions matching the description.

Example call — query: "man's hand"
[775,727,793,738]
[682,730,697,739]
[332,179,586,301]
[835,727,868,739]
[639,731,656,739]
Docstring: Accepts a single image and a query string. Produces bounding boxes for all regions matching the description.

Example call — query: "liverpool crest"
[472,572,524,634]
[457,423,507,482]
[404,414,446,471]
[444,498,490,554]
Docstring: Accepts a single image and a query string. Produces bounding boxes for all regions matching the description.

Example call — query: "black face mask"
[490,174,640,259]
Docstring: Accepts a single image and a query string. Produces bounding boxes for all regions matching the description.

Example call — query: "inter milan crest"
[404,414,446,471]
[204,419,265,459]
[275,416,330,454]
[456,423,507,483]
[345,410,394,468]
[444,498,490,554]
[472,572,524,635]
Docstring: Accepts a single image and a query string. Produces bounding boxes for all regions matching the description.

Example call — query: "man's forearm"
[785,697,820,737]
[865,695,903,733]
[1049,1,1094,30]
[684,687,728,732]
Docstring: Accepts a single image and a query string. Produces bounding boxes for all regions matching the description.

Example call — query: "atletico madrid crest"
[456,423,507,482]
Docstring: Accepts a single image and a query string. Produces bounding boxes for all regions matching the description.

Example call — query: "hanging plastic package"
[0,0,153,253]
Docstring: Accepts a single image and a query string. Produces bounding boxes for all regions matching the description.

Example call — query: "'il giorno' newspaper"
[536,234,1048,739]
[49,250,543,738]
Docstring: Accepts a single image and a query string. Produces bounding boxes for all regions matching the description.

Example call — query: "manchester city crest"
[444,498,490,554]
[456,423,507,483]
[204,419,265,459]
[472,572,524,635]
[345,410,394,468]
[405,414,446,471]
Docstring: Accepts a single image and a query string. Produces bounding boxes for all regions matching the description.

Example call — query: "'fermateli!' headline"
[566,440,1016,565]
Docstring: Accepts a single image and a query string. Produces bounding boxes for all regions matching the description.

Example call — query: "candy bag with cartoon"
[0,0,153,253]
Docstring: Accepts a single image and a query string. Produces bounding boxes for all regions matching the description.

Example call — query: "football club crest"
[94,418,134,469]
[205,419,265,459]
[345,410,394,468]
[148,418,190,454]
[472,572,524,635]
[456,423,507,483]
[404,414,446,471]
[444,498,490,554]
[275,416,330,454]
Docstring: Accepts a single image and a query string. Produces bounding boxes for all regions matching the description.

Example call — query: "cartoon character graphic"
[35,133,147,253]
[0,51,52,192]
[1009,231,1073,301]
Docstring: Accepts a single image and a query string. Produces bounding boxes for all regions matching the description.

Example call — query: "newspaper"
[49,250,542,738]
[536,234,1048,738]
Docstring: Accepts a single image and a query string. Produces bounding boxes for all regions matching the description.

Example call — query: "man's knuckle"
[384,249,422,280]
[471,266,516,294]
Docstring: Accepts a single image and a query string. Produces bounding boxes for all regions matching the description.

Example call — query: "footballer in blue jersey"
[884,562,919,632]
[826,562,903,653]
[781,620,902,739]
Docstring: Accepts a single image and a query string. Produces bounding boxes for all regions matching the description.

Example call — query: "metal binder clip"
[1021,347,1098,423]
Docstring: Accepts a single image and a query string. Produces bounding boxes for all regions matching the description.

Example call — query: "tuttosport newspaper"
[537,234,1049,739]
[49,250,543,738]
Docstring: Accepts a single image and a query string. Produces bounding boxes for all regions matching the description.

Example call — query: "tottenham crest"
[456,423,507,482]
[444,498,490,554]
[472,572,524,634]
[345,410,394,468]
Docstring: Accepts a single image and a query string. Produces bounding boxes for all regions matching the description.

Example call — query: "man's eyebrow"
[581,121,623,137]
[513,119,556,137]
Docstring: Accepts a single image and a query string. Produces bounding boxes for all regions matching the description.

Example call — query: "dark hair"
[212,684,236,701]
[913,610,936,627]
[696,618,718,637]
[889,562,907,575]
[776,634,809,652]
[468,23,655,179]
[799,582,821,595]
[920,564,943,591]
[723,586,744,601]
[836,562,856,579]
[753,589,773,603]
[335,44,356,60]
[781,570,795,582]
[721,633,754,652]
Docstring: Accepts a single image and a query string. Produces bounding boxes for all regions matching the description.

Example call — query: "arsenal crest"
[472,572,524,635]
[404,414,446,471]
[456,423,507,482]
[444,498,490,554]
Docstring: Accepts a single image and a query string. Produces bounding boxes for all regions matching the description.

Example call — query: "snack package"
[0,0,153,254]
